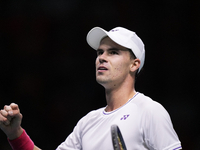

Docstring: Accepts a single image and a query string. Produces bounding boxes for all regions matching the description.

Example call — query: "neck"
[104,80,136,112]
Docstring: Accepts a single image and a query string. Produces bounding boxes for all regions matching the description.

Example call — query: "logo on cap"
[111,29,119,32]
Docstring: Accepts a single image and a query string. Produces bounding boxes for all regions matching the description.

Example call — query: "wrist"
[7,127,23,140]
[8,129,34,150]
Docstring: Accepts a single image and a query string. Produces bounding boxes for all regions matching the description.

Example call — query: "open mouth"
[97,66,108,71]
[98,67,108,70]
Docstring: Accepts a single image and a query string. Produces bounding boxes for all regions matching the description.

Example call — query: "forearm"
[34,145,42,150]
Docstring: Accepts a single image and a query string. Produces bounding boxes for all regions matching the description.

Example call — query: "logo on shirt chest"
[120,114,130,120]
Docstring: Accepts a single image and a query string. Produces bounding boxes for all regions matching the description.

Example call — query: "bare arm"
[34,145,42,150]
[0,103,42,149]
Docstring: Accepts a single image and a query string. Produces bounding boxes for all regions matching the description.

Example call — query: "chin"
[96,78,108,85]
[96,77,113,88]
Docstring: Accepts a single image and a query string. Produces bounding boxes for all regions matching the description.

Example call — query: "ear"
[130,58,140,73]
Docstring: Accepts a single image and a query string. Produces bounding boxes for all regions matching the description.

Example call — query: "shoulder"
[134,93,164,108]
[134,93,170,118]
[135,93,182,150]
[85,107,105,118]
[77,107,105,126]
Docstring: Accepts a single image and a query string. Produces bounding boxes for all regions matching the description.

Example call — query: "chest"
[81,106,145,150]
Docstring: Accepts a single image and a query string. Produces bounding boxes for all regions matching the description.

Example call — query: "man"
[0,27,182,150]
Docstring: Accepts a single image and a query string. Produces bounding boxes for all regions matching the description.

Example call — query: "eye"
[110,51,118,55]
[97,50,103,56]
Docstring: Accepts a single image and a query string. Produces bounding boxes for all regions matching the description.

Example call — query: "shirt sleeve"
[142,101,182,150]
[56,118,84,150]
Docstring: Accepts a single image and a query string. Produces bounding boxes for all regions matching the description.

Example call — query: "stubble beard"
[96,75,111,86]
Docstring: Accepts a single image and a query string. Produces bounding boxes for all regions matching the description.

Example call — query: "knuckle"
[0,117,8,123]
[6,106,11,111]
[1,110,8,116]
[11,103,17,106]
[11,103,19,109]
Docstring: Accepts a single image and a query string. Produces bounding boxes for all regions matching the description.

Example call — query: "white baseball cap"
[86,27,145,73]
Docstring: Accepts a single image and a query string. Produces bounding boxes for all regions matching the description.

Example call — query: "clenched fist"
[0,103,23,140]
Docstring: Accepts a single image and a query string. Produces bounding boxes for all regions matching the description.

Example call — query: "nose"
[98,53,107,64]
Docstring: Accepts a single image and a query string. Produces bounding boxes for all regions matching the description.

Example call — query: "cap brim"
[86,27,108,50]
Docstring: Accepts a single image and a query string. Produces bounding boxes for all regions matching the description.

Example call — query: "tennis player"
[0,27,182,150]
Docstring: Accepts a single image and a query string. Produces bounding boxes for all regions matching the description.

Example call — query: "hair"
[127,48,143,78]
[127,48,136,60]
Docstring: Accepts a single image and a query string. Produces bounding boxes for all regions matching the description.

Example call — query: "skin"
[0,37,140,150]
[0,103,23,140]
[96,37,140,111]
[0,104,40,150]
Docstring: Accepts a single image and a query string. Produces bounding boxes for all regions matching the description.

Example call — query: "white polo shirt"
[56,92,182,150]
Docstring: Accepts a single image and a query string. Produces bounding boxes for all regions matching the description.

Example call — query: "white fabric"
[86,27,145,73]
[56,92,181,150]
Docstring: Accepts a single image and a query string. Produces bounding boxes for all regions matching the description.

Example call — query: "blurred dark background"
[0,0,199,149]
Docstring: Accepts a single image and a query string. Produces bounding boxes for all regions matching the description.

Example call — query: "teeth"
[99,67,107,70]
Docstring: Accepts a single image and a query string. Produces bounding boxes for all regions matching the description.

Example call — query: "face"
[95,37,136,89]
